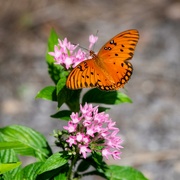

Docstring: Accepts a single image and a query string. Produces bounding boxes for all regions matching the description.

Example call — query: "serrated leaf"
[51,110,72,120]
[38,152,68,175]
[14,162,43,180]
[0,149,21,178]
[0,162,21,175]
[105,165,149,180]
[82,89,132,105]
[0,142,24,150]
[35,86,57,101]
[0,125,52,161]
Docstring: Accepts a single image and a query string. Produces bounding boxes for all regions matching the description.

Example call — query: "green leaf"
[105,165,149,180]
[37,152,68,175]
[0,142,24,150]
[0,149,21,179]
[79,155,107,179]
[82,89,132,105]
[46,29,64,84]
[77,159,90,172]
[65,89,82,112]
[0,125,52,161]
[47,29,59,54]
[82,152,107,178]
[0,162,21,175]
[35,86,57,101]
[56,71,70,108]
[98,106,110,112]
[91,152,107,170]
[57,87,68,109]
[54,172,67,180]
[14,162,43,180]
[51,110,72,120]
[56,71,69,95]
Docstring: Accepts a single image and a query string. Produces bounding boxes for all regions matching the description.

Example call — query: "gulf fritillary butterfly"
[66,29,139,91]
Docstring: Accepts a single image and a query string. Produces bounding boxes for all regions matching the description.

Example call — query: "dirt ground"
[0,1,180,180]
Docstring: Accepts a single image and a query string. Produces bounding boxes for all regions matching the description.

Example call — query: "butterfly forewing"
[98,29,139,60]
[96,29,139,89]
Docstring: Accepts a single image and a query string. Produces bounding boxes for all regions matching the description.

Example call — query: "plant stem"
[67,153,79,180]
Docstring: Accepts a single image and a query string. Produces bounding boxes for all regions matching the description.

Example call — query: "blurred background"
[0,0,180,179]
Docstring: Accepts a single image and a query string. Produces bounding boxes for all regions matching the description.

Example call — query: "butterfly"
[66,29,139,91]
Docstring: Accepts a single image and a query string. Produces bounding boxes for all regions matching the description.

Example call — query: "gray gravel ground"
[0,1,180,179]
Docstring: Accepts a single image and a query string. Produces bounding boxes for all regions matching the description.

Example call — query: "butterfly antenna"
[72,43,89,52]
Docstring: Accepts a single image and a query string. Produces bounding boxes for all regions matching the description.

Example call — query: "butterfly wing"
[66,58,115,90]
[66,29,139,91]
[95,29,139,90]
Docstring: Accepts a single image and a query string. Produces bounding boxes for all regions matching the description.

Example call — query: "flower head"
[61,103,123,160]
[49,34,98,70]
[89,34,98,50]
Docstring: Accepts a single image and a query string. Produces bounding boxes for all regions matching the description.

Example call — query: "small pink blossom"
[66,136,77,147]
[80,103,93,115]
[79,145,91,159]
[86,125,95,137]
[76,132,84,142]
[89,34,98,50]
[63,121,77,133]
[112,150,122,160]
[102,148,112,160]
[70,112,81,124]
[48,45,62,60]
[82,136,90,144]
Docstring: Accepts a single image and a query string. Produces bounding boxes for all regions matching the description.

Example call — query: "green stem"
[67,153,79,180]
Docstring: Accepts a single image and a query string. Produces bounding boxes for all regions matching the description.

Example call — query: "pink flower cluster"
[63,103,123,160]
[49,35,98,70]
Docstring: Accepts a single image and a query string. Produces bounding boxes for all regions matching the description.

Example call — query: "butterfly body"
[66,29,139,91]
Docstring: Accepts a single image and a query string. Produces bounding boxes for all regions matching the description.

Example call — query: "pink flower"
[70,112,81,124]
[86,125,95,137]
[72,49,87,68]
[48,45,62,61]
[80,103,93,115]
[79,145,91,159]
[89,34,98,50]
[76,132,84,142]
[102,148,112,160]
[112,150,122,160]
[82,136,90,144]
[49,34,98,70]
[63,103,123,160]
[63,121,77,133]
[66,136,77,147]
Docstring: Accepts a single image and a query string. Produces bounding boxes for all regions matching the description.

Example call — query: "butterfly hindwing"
[66,58,115,90]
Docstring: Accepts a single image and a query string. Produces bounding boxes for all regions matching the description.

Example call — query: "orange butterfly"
[66,29,139,91]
